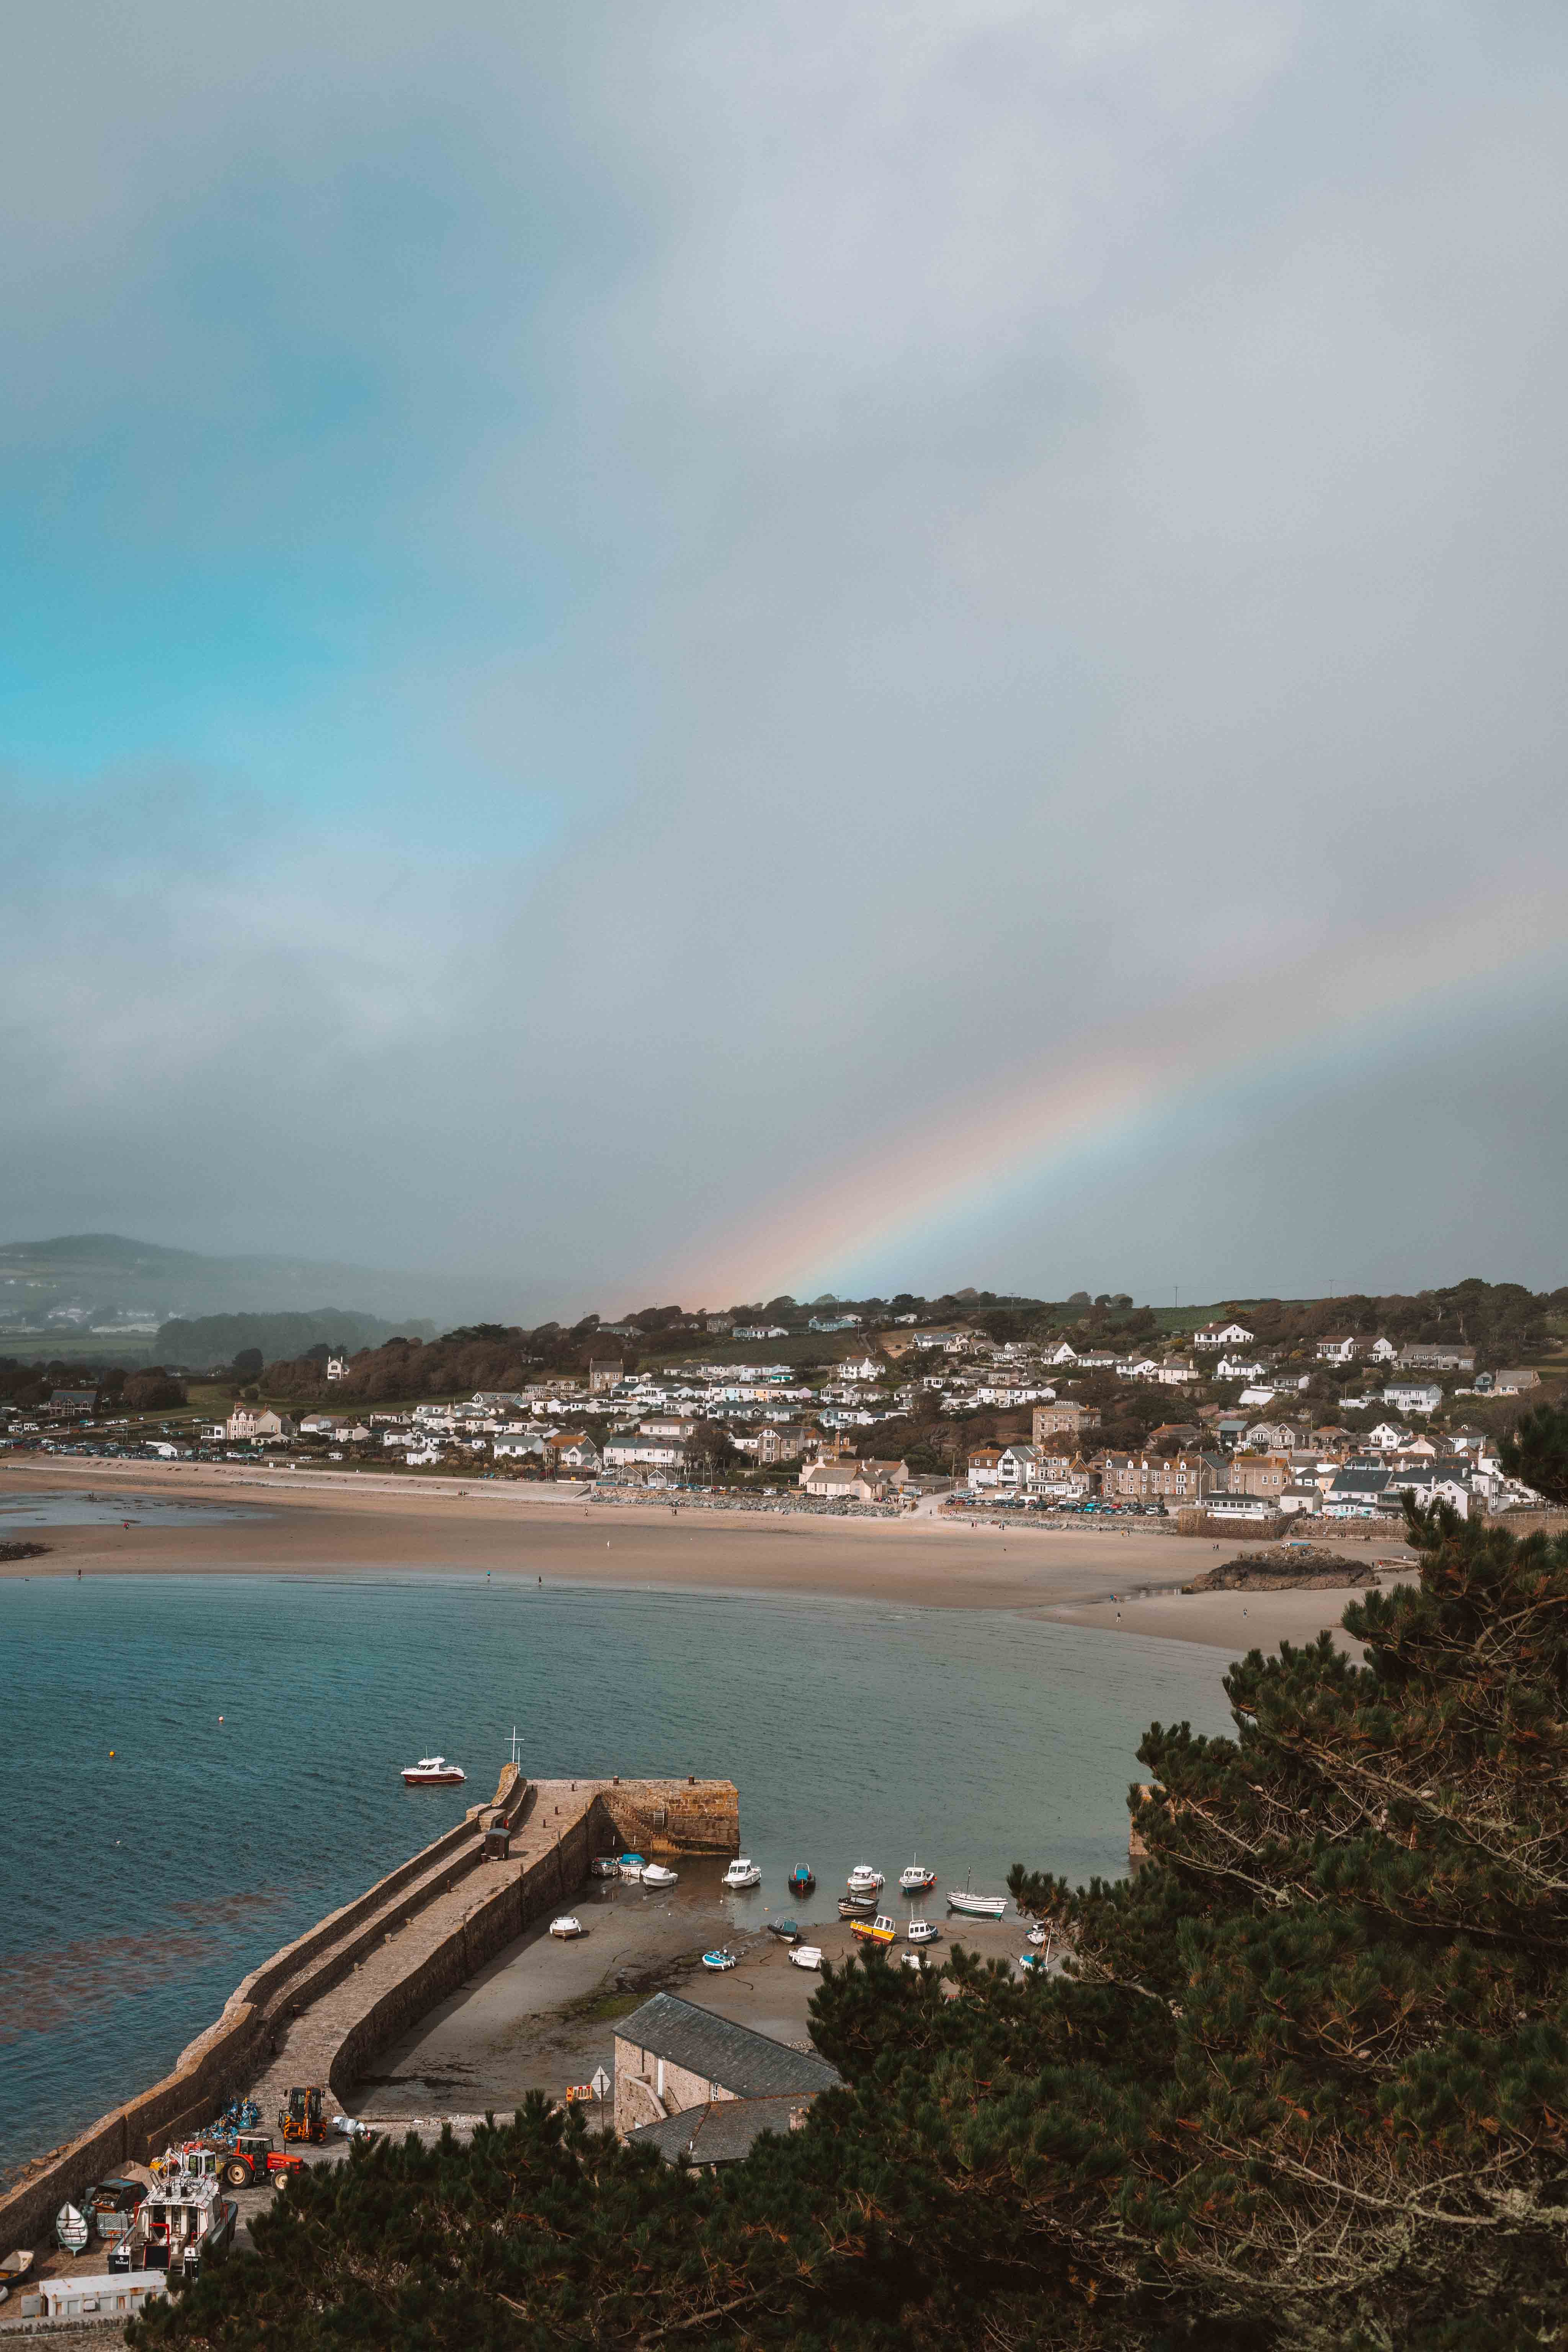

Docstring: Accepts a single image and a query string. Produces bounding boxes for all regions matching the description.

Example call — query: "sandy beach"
[0,1457,1413,1655]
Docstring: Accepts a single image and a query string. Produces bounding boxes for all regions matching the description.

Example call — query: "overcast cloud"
[3,0,1566,1313]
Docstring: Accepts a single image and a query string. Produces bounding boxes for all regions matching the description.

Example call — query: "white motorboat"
[109,2150,236,2283]
[906,1917,939,1945]
[902,1949,928,1971]
[549,1915,585,1939]
[619,1853,646,1881]
[641,1862,679,1888]
[724,1857,761,1889]
[846,1864,884,1896]
[402,1755,466,1786]
[789,1945,824,1970]
[898,1856,936,1894]
[1026,1923,1047,1947]
[947,1878,1008,1919]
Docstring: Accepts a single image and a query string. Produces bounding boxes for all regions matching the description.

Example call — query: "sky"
[3,0,1567,1318]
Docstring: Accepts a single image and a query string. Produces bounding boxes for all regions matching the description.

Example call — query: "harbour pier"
[0,1764,738,2262]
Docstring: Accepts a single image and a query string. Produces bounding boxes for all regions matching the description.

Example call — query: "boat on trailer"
[109,2147,237,2283]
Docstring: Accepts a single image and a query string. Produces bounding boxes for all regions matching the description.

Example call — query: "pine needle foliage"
[130,1509,1568,2350]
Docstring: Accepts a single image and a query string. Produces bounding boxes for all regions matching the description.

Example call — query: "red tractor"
[222,2132,306,2189]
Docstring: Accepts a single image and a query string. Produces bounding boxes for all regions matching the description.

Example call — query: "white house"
[1382,1381,1443,1415]
[1044,1342,1079,1365]
[1316,1333,1361,1364]
[1365,1422,1413,1452]
[1193,1321,1256,1350]
[1217,1356,1271,1383]
[604,1433,689,1472]
[1367,1336,1399,1362]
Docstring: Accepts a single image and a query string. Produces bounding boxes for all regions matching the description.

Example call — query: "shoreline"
[0,1457,1414,1654]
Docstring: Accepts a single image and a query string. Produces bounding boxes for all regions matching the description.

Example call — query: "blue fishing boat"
[789,1864,815,1895]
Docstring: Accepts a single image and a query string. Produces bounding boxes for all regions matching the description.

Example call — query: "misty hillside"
[0,1233,529,1330]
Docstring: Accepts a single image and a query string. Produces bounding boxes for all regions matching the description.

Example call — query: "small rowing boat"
[702,1947,738,1971]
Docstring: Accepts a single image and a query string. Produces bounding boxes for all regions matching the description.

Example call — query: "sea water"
[0,1568,1237,2177]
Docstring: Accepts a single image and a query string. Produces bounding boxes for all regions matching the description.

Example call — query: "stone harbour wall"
[0,1771,737,2261]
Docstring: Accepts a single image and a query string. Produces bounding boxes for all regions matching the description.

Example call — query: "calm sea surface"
[0,1564,1238,2176]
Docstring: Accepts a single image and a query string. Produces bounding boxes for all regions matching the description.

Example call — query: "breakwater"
[0,1767,737,2258]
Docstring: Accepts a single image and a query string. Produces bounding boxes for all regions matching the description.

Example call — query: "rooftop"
[627,2092,818,2165]
[614,1993,842,2100]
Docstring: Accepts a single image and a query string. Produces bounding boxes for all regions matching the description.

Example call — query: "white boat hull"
[947,1892,1008,1918]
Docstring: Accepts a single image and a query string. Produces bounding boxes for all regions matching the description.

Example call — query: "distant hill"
[0,1232,538,1331]
[155,1310,434,1367]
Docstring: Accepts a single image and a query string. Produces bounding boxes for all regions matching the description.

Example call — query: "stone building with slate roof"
[612,1991,841,2136]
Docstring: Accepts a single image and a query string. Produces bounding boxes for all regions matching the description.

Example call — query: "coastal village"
[3,1280,1559,1530]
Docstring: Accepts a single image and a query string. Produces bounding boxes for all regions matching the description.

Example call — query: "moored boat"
[846,1863,884,1896]
[590,1855,620,1878]
[898,1855,936,1894]
[902,1949,928,1971]
[767,1918,801,1942]
[906,1917,939,1945]
[702,1947,738,1971]
[724,1857,761,1890]
[619,1853,647,1881]
[789,1864,815,1895]
[838,1893,876,1919]
[851,1913,897,1945]
[641,1862,679,1888]
[549,1915,585,1939]
[789,1944,824,1970]
[947,1875,1008,1919]
[402,1755,466,1787]
[1026,1923,1047,1947]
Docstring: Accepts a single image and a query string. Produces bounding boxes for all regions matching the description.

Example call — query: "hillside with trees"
[129,1491,1568,2351]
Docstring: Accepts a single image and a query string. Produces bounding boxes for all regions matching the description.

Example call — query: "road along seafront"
[0,1762,738,2262]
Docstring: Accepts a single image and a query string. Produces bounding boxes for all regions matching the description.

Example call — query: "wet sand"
[350,1857,1026,2123]
[0,1458,1412,1656]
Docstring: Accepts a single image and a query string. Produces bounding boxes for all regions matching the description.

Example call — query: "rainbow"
[657,886,1568,1303]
